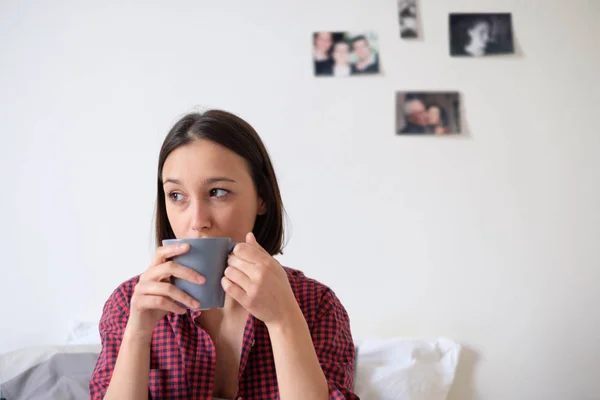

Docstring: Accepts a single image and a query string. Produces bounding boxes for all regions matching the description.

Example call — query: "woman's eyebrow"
[162,177,236,185]
[162,178,182,185]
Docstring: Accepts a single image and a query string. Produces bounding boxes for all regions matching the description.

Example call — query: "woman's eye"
[210,188,229,198]
[168,192,183,202]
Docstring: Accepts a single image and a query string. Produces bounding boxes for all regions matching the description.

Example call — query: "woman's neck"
[223,294,244,312]
[196,295,244,325]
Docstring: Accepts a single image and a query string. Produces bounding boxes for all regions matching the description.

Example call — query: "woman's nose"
[190,200,212,232]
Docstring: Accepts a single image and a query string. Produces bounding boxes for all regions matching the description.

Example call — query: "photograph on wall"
[312,31,380,77]
[449,13,514,57]
[398,0,419,39]
[396,92,461,135]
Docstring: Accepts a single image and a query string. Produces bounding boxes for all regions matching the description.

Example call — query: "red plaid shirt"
[89,267,358,399]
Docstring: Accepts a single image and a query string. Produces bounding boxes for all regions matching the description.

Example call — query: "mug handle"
[228,241,240,254]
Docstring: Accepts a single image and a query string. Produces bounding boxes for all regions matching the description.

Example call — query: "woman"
[89,110,358,399]
[331,40,352,77]
[427,105,450,135]
[451,16,492,57]
[313,31,334,76]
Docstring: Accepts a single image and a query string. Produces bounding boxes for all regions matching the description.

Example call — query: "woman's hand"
[222,232,299,327]
[126,243,206,340]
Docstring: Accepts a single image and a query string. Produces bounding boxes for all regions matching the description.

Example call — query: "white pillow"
[66,320,101,345]
[354,337,461,400]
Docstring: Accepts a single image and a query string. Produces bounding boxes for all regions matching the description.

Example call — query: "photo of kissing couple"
[396,92,462,135]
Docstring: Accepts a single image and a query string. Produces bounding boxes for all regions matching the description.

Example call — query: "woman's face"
[332,42,350,65]
[315,32,333,53]
[468,21,491,50]
[162,139,266,243]
[428,106,441,125]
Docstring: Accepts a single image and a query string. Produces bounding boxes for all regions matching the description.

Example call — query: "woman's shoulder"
[283,266,329,294]
[101,275,142,316]
[282,266,346,319]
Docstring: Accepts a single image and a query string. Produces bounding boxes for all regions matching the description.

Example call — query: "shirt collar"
[190,308,203,321]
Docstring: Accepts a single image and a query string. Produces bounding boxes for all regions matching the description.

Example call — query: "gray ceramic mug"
[162,237,238,310]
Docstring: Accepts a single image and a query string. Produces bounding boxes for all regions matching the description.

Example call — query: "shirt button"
[251,340,255,347]
[237,397,243,400]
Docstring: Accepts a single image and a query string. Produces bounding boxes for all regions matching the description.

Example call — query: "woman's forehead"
[162,140,250,183]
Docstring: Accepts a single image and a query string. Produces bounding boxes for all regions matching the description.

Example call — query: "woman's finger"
[231,243,269,265]
[245,232,269,255]
[227,254,258,280]
[133,294,187,315]
[141,261,205,285]
[224,265,252,290]
[151,243,190,267]
[136,281,200,309]
[221,276,247,305]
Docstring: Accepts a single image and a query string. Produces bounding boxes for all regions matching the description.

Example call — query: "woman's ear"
[257,198,267,216]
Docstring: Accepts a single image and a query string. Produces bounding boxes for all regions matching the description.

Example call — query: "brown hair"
[155,109,286,255]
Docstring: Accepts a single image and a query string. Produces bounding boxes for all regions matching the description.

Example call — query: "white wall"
[1,0,599,399]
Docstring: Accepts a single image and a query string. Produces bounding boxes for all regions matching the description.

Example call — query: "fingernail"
[179,243,187,249]
[196,276,205,284]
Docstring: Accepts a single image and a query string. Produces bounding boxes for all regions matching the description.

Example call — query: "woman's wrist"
[123,320,154,345]
[265,302,305,335]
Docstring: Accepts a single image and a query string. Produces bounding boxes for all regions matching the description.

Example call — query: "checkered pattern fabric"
[89,267,358,399]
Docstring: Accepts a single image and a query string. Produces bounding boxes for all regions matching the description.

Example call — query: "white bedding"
[354,337,460,400]
[0,323,461,400]
[0,344,101,400]
[0,344,101,385]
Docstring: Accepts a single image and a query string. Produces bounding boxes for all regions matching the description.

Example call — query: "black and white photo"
[450,13,514,57]
[398,0,419,39]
